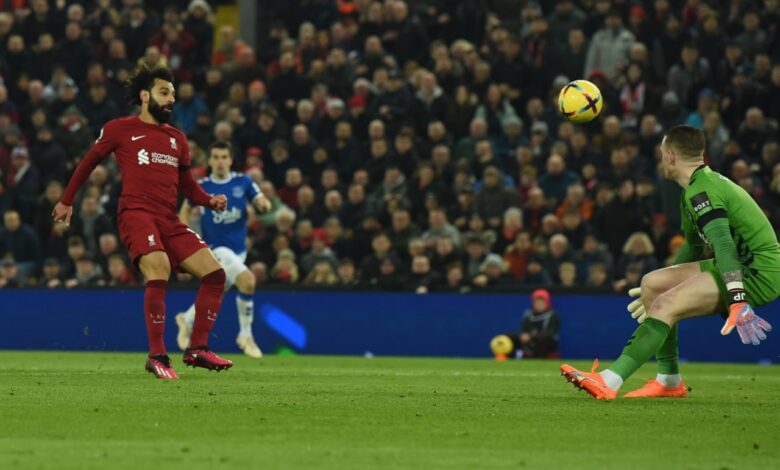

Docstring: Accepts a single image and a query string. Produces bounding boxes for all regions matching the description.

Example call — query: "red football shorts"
[117,209,207,269]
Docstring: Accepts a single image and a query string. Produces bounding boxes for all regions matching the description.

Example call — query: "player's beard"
[148,98,173,124]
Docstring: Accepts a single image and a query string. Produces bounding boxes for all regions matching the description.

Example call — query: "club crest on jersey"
[232,186,244,198]
[170,137,178,150]
[148,234,156,246]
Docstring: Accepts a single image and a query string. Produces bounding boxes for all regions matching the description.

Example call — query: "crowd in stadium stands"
[0,0,778,292]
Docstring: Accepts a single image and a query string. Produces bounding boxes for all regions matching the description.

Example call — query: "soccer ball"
[490,335,514,356]
[558,79,603,123]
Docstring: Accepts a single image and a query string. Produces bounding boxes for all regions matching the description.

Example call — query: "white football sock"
[600,369,624,390]
[236,293,254,337]
[184,304,196,328]
[656,373,682,386]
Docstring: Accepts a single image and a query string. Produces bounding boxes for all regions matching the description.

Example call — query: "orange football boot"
[623,379,688,398]
[560,359,618,400]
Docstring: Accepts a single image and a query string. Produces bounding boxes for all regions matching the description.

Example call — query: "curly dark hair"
[125,65,174,106]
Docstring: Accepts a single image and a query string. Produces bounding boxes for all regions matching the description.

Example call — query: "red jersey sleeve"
[176,134,212,207]
[177,131,191,168]
[60,121,119,206]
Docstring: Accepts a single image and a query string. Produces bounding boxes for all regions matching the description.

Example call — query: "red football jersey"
[62,116,192,214]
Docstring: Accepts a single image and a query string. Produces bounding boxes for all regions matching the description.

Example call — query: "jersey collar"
[689,164,707,184]
[210,173,232,184]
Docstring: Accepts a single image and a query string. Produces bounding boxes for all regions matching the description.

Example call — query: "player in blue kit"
[176,141,272,358]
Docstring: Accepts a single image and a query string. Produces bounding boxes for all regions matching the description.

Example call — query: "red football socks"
[190,269,226,348]
[144,280,169,357]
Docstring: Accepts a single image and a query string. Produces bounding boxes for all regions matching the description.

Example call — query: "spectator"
[438,262,467,293]
[584,9,634,83]
[66,254,104,288]
[270,248,300,284]
[735,10,766,59]
[587,261,610,289]
[667,42,713,111]
[0,209,40,279]
[547,0,586,46]
[303,261,340,286]
[616,232,659,279]
[462,233,488,279]
[0,258,22,288]
[7,145,41,223]
[301,229,337,275]
[404,254,439,293]
[106,253,135,287]
[430,235,460,276]
[445,85,478,139]
[553,28,588,85]
[412,71,448,135]
[70,194,113,254]
[337,258,358,286]
[558,261,577,287]
[737,108,778,160]
[538,154,578,207]
[475,166,520,230]
[542,234,575,282]
[58,22,94,85]
[472,253,511,288]
[29,126,68,185]
[494,207,523,255]
[556,182,594,222]
[383,1,428,67]
[359,232,400,284]
[560,209,587,250]
[421,208,460,248]
[171,82,207,135]
[474,84,520,138]
[388,207,419,256]
[576,233,614,281]
[594,178,649,257]
[40,257,63,289]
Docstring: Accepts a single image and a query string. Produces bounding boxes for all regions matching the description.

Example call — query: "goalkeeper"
[561,125,779,400]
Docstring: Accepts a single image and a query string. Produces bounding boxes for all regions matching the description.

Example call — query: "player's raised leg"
[561,271,723,400]
[624,262,702,397]
[179,248,233,371]
[234,270,262,358]
[138,251,178,380]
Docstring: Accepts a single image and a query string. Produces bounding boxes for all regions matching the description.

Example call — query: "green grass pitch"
[1,352,778,469]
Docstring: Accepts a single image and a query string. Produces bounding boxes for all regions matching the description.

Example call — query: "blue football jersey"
[196,172,261,253]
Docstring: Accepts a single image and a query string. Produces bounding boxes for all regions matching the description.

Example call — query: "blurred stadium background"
[0,0,779,357]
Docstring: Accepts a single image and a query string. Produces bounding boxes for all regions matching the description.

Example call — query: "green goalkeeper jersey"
[680,165,780,306]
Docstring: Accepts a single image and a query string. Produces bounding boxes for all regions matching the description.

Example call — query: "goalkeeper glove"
[627,287,647,324]
[720,288,772,345]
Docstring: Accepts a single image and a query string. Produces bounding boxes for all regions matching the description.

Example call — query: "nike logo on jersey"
[131,135,146,141]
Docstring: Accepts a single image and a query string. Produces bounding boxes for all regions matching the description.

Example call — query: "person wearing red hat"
[490,288,561,360]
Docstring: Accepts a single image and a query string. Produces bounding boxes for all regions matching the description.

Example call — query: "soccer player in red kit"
[53,66,232,380]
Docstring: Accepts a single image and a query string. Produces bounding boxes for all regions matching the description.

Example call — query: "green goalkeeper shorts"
[700,256,780,308]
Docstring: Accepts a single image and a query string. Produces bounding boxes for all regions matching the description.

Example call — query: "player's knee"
[140,253,171,280]
[203,268,226,288]
[238,270,256,293]
[647,291,678,324]
[640,271,661,296]
[640,272,663,306]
